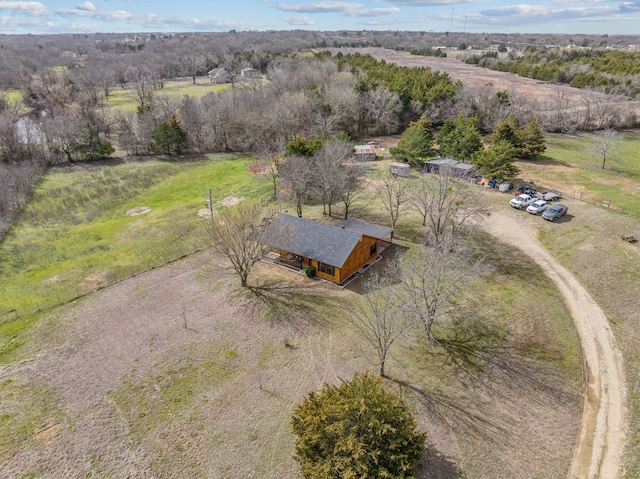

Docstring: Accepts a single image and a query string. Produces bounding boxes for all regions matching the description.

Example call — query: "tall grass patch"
[0,155,267,359]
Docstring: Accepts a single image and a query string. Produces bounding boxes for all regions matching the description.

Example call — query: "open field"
[0,153,587,478]
[105,78,232,112]
[516,131,640,216]
[0,154,270,360]
[330,47,640,121]
[483,184,640,476]
[2,139,640,477]
[0,229,581,479]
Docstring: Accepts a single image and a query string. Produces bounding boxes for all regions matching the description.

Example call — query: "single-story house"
[261,214,392,284]
[422,158,476,178]
[208,67,230,84]
[354,144,376,162]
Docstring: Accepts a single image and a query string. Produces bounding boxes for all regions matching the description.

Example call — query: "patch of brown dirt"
[197,208,213,217]
[34,423,61,444]
[216,196,244,207]
[125,206,151,216]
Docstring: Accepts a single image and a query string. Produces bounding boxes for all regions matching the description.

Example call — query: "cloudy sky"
[0,0,639,35]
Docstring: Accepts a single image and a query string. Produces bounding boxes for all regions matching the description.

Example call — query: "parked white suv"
[526,200,547,215]
[510,194,535,210]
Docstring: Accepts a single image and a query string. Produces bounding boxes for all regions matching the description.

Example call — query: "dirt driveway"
[482,209,627,479]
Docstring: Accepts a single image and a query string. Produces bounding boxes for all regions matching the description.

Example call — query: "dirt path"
[483,210,626,479]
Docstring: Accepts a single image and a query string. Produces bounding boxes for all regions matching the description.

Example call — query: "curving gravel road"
[483,211,627,479]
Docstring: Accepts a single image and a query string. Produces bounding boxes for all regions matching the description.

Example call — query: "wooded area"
[2,30,639,239]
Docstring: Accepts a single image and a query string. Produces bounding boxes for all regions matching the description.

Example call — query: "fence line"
[0,245,212,324]
[528,182,638,218]
[1,199,286,324]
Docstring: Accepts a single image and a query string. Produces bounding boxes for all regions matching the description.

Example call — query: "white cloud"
[55,4,249,30]
[283,14,315,24]
[347,7,401,16]
[276,1,399,16]
[619,1,640,12]
[56,7,136,21]
[479,3,616,19]
[276,2,363,13]
[383,0,477,5]
[0,1,48,17]
[76,1,96,12]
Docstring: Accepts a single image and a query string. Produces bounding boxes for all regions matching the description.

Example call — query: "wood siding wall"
[271,235,379,284]
[308,259,341,282]
[340,235,378,282]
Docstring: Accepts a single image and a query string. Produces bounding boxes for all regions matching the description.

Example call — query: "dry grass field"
[0,203,584,478]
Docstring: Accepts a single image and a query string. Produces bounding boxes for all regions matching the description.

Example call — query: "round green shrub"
[304,265,316,278]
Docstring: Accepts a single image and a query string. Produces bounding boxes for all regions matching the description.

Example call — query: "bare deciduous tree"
[587,128,621,169]
[313,139,352,216]
[341,164,368,219]
[411,168,488,244]
[376,173,410,242]
[278,155,313,217]
[206,202,283,288]
[256,153,281,201]
[398,243,484,343]
[351,271,410,378]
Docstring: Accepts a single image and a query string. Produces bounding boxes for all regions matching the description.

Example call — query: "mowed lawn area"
[0,154,269,359]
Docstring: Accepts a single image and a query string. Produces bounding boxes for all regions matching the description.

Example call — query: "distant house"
[354,144,376,162]
[422,158,476,178]
[241,67,261,79]
[208,67,230,84]
[390,162,412,178]
[262,214,392,284]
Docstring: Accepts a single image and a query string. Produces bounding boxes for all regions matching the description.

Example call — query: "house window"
[370,243,377,256]
[317,262,335,276]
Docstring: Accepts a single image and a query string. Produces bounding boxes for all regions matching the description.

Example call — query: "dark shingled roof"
[262,214,362,268]
[335,218,393,240]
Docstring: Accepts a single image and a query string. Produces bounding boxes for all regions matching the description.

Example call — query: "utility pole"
[208,189,214,230]
[450,7,454,31]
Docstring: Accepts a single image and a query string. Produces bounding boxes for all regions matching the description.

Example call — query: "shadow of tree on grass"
[418,446,466,479]
[246,281,335,331]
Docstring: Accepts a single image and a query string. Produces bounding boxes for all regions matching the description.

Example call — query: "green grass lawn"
[105,78,231,112]
[519,131,640,216]
[0,154,269,358]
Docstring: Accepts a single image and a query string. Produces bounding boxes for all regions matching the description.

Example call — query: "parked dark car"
[517,185,537,195]
[542,204,568,221]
